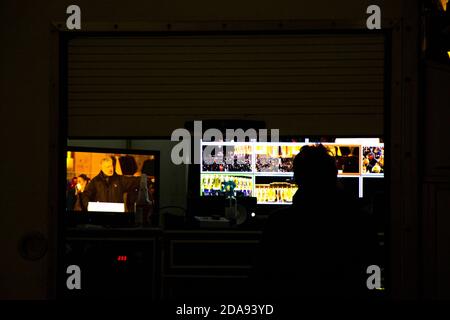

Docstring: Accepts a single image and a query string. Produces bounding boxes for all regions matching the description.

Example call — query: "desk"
[161,229,262,299]
[62,226,263,299]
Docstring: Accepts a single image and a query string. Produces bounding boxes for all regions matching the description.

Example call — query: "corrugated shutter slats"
[68,34,384,136]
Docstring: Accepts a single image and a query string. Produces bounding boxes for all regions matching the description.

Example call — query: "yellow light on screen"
[447,51,450,59]
[67,151,74,171]
[255,145,267,155]
[441,0,448,11]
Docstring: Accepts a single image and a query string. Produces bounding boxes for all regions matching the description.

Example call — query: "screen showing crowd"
[200,139,384,204]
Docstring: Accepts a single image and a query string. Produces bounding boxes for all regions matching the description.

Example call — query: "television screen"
[362,146,385,174]
[200,139,384,204]
[66,147,159,214]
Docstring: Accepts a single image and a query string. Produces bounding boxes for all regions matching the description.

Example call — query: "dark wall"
[422,61,450,299]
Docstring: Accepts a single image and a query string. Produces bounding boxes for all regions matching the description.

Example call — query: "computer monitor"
[65,146,160,217]
[199,138,384,205]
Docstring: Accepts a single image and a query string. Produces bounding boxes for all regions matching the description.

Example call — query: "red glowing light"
[117,255,128,261]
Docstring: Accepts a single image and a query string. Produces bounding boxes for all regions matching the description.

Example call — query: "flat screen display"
[200,139,384,204]
[66,147,159,213]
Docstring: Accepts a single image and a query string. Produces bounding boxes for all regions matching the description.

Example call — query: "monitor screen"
[66,147,159,213]
[200,138,384,205]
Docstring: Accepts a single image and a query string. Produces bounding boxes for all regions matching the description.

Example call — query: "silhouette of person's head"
[293,144,337,194]
[119,155,138,175]
[141,159,154,176]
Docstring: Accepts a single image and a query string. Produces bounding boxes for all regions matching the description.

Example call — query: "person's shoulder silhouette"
[254,144,377,300]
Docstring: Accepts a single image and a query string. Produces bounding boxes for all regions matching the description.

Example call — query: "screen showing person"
[66,149,158,213]
[362,146,384,174]
[80,157,140,211]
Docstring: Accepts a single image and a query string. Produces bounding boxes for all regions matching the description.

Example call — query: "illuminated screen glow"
[200,139,384,204]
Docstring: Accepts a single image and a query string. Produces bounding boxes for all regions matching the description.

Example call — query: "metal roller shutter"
[67,33,385,137]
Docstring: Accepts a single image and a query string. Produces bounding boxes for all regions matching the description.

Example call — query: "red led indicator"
[117,255,128,261]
